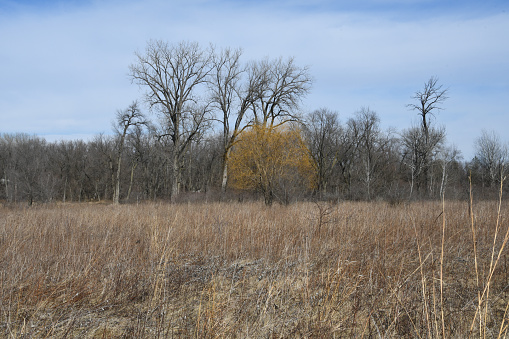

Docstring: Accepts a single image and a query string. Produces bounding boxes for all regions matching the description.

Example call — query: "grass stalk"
[0,199,507,337]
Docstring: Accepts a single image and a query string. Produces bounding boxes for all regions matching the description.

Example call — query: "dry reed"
[0,198,507,337]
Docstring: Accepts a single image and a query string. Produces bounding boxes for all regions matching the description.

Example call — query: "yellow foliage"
[228,124,315,203]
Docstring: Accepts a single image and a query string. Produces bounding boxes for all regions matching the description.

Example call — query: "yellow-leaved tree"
[228,124,315,205]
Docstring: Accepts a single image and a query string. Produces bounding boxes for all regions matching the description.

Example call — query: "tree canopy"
[228,124,315,205]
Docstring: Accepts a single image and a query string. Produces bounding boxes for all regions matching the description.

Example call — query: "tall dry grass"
[0,198,507,337]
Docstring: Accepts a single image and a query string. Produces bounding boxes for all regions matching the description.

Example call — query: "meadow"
[0,197,508,338]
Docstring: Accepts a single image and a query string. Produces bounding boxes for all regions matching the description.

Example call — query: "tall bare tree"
[407,76,448,195]
[112,101,146,204]
[401,125,445,197]
[210,53,311,192]
[129,40,213,199]
[209,48,257,192]
[250,57,312,127]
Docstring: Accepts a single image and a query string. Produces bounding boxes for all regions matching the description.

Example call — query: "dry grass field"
[1,197,508,338]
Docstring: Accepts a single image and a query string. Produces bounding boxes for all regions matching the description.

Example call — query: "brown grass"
[0,198,508,338]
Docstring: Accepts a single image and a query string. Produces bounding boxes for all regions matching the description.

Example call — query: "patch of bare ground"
[0,199,508,337]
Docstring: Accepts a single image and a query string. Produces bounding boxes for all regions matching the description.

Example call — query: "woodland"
[1,40,508,206]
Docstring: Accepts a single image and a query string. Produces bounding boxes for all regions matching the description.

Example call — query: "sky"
[1,0,508,160]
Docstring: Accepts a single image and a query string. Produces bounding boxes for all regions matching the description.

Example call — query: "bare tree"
[303,108,342,197]
[408,77,448,143]
[51,140,89,202]
[436,145,462,198]
[129,40,213,199]
[0,134,54,204]
[331,124,358,198]
[209,47,257,192]
[112,101,146,204]
[474,129,507,186]
[407,76,448,195]
[401,125,445,197]
[250,57,312,127]
[348,108,393,200]
[88,134,117,201]
[400,127,424,197]
[209,53,311,192]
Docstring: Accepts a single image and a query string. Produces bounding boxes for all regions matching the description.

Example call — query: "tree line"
[1,40,507,205]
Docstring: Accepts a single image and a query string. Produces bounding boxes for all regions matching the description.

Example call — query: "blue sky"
[1,0,508,160]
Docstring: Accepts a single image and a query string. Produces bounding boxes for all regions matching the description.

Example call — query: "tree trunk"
[221,161,228,193]
[171,152,180,200]
[63,176,67,203]
[108,158,115,202]
[440,162,447,198]
[3,175,9,202]
[264,189,273,206]
[221,148,230,193]
[113,154,121,204]
[126,161,138,201]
